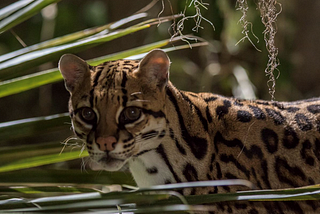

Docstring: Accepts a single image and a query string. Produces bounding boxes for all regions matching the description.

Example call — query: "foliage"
[0,0,319,213]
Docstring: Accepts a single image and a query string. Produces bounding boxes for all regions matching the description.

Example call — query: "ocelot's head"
[59,50,170,171]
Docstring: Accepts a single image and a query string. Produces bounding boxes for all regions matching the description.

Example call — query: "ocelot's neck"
[128,83,197,187]
[128,149,177,187]
[164,82,194,118]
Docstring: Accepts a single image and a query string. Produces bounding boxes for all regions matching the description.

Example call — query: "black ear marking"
[58,54,90,93]
[136,49,170,89]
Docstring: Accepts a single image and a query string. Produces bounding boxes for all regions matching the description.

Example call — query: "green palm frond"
[0,1,317,213]
[0,0,60,34]
[1,182,320,213]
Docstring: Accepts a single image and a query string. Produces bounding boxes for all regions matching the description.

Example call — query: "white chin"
[89,161,105,171]
[89,158,125,171]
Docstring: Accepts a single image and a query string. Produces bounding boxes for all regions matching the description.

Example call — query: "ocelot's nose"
[96,136,117,151]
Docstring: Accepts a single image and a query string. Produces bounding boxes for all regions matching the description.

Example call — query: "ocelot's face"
[59,50,170,171]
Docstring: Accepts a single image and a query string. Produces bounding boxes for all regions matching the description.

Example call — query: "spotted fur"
[59,50,320,213]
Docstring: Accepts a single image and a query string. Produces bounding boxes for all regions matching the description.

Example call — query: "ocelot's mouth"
[95,156,125,171]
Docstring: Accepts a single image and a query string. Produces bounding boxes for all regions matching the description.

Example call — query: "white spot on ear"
[136,49,170,88]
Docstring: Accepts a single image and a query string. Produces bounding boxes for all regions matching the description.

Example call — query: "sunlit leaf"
[0,0,61,34]
[0,150,88,173]
[0,169,135,186]
[0,15,178,80]
[0,0,33,21]
[0,13,147,63]
[0,40,170,98]
[0,40,208,98]
[0,68,62,98]
[0,113,69,142]
[0,24,151,80]
[0,141,65,166]
[1,183,320,213]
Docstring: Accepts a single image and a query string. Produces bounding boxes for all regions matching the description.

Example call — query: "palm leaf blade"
[0,24,151,79]
[0,0,61,34]
[0,113,69,142]
[0,13,147,63]
[0,0,33,20]
[1,183,320,213]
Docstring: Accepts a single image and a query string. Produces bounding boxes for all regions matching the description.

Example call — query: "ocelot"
[59,50,320,213]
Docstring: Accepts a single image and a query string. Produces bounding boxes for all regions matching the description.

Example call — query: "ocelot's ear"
[136,49,170,89]
[58,54,90,93]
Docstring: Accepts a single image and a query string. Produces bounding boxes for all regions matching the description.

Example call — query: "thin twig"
[170,0,215,47]
[10,29,27,47]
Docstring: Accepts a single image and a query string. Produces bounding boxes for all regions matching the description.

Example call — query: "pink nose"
[96,136,117,151]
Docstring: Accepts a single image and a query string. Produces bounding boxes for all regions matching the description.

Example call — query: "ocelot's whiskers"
[134,127,166,143]
[60,135,84,155]
[80,156,90,173]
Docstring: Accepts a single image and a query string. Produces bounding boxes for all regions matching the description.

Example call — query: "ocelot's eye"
[119,107,142,124]
[79,107,96,123]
